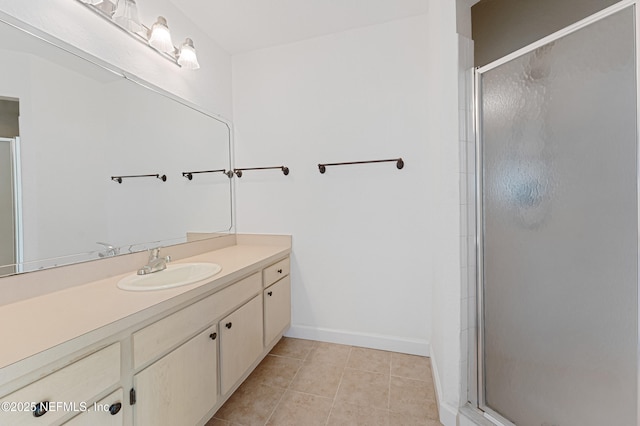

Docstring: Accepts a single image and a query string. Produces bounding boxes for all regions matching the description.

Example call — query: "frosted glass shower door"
[478,6,638,426]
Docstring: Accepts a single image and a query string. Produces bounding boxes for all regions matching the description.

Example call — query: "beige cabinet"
[64,389,124,426]
[219,295,264,395]
[2,254,292,426]
[133,326,218,426]
[132,272,261,370]
[0,343,120,426]
[264,275,291,345]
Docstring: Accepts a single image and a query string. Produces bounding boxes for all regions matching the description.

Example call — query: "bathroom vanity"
[0,234,291,426]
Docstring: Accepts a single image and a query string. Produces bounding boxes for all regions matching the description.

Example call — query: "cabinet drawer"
[133,272,261,368]
[64,388,124,426]
[0,343,120,426]
[263,257,290,287]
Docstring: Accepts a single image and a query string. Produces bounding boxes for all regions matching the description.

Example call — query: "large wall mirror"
[0,18,233,277]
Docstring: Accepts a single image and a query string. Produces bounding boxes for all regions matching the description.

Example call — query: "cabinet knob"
[277,269,283,274]
[109,402,122,416]
[33,401,48,418]
[267,291,273,296]
[225,322,232,329]
[209,332,217,340]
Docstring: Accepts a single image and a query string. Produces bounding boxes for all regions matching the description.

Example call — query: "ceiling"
[170,0,429,54]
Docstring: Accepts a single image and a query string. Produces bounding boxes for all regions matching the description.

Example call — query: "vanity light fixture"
[148,16,173,53]
[112,0,142,33]
[177,38,200,70]
[76,0,200,69]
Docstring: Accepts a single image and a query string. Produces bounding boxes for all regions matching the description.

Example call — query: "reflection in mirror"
[0,19,232,277]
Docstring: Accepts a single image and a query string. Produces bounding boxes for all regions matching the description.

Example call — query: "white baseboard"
[430,354,459,426]
[285,324,430,356]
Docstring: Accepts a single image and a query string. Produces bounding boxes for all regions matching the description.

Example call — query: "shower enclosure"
[473,2,639,425]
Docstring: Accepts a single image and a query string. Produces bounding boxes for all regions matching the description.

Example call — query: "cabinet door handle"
[267,291,273,296]
[225,322,232,329]
[109,402,122,415]
[277,269,283,273]
[33,401,49,418]
[209,332,217,340]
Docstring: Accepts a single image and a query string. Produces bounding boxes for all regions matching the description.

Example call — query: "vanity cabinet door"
[133,325,218,426]
[264,276,291,345]
[64,389,124,426]
[219,295,263,395]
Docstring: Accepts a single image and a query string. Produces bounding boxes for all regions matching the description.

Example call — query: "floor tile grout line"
[262,376,291,425]
[388,350,392,412]
[263,338,316,425]
[323,345,352,426]
[277,388,336,400]
[262,352,306,425]
[268,337,316,362]
[389,373,434,382]
[268,353,308,361]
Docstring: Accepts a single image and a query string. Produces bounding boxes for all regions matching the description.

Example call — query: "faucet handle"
[97,242,114,249]
[149,248,160,260]
[96,242,119,257]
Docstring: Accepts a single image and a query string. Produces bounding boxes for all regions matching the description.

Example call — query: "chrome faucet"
[96,242,120,258]
[137,248,171,275]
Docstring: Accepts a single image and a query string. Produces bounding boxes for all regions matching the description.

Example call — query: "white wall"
[0,0,232,118]
[427,0,464,424]
[233,15,432,355]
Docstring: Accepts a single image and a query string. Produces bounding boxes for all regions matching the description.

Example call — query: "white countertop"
[0,240,290,385]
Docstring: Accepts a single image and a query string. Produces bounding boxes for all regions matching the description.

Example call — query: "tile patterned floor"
[206,338,442,426]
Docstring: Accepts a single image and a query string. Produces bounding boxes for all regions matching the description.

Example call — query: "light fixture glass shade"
[97,0,118,16]
[178,38,200,70]
[113,0,142,32]
[148,16,174,53]
[81,0,116,15]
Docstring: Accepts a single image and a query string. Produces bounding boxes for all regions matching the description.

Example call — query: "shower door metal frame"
[0,136,23,271]
[471,1,640,424]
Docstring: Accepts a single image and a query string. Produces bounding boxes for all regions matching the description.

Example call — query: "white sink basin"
[117,262,222,291]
